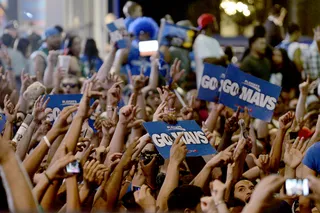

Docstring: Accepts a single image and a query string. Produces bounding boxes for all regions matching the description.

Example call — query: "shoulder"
[303,143,320,170]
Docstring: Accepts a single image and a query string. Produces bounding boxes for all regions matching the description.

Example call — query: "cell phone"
[289,131,299,140]
[284,179,309,196]
[138,40,159,57]
[66,160,81,174]
[132,186,141,192]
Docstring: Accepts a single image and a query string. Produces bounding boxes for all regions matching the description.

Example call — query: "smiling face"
[234,180,254,203]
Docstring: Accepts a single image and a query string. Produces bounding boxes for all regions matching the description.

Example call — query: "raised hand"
[48,50,59,65]
[181,95,195,120]
[206,147,233,168]
[170,133,187,165]
[153,101,167,121]
[299,76,317,95]
[134,185,156,212]
[4,94,19,123]
[279,111,295,131]
[45,151,77,180]
[20,70,32,93]
[52,105,78,134]
[119,139,139,170]
[284,137,308,169]
[170,59,185,86]
[210,180,226,203]
[249,154,270,174]
[83,159,108,187]
[225,107,240,133]
[106,81,123,107]
[32,95,51,124]
[132,69,148,92]
[78,82,101,119]
[119,105,137,125]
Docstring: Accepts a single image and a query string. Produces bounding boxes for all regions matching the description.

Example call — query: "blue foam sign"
[107,18,129,49]
[0,113,6,133]
[198,63,226,102]
[219,65,282,122]
[143,120,216,159]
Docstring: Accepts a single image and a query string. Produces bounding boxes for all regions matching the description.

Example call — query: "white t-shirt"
[193,34,224,88]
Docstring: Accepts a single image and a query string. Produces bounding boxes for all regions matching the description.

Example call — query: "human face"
[146,92,161,109]
[252,37,266,55]
[234,180,254,203]
[61,76,80,94]
[272,49,283,65]
[47,34,62,50]
[71,37,82,57]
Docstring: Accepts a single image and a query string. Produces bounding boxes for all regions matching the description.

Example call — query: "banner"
[106,18,129,49]
[45,94,97,132]
[143,120,216,159]
[158,20,198,51]
[198,63,226,102]
[0,113,6,133]
[219,65,281,122]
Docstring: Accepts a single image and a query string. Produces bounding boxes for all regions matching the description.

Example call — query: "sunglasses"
[62,83,78,88]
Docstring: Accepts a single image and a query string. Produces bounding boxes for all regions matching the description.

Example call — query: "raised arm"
[43,51,59,89]
[3,94,19,140]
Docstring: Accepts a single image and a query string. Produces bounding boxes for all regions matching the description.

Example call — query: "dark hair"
[270,4,282,16]
[123,1,140,16]
[253,25,266,38]
[16,38,30,57]
[167,185,203,212]
[121,191,143,212]
[229,178,257,208]
[54,25,64,33]
[249,35,264,47]
[65,35,80,57]
[1,34,15,48]
[84,38,99,59]
[288,23,300,35]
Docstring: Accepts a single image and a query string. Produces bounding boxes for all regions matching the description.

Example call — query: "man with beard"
[240,34,271,81]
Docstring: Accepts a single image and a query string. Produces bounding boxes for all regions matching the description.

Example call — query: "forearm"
[40,180,61,211]
[44,63,55,88]
[1,151,39,212]
[216,202,230,213]
[104,165,124,210]
[308,132,320,147]
[205,110,220,132]
[16,121,38,160]
[296,94,307,120]
[33,175,50,203]
[142,62,159,94]
[256,120,269,139]
[269,129,286,172]
[66,176,81,212]
[108,123,127,156]
[136,93,147,120]
[217,132,232,152]
[3,121,13,140]
[191,165,212,189]
[46,135,64,165]
[100,134,111,147]
[157,161,180,211]
[97,48,116,81]
[242,203,262,213]
[242,166,260,180]
[233,152,246,181]
[18,96,28,114]
[23,129,59,179]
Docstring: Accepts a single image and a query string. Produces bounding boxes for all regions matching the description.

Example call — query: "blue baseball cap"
[42,27,60,40]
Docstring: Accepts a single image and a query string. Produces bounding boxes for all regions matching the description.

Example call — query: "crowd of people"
[0,2,320,213]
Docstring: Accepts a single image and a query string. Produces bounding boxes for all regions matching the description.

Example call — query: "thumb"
[248,153,258,162]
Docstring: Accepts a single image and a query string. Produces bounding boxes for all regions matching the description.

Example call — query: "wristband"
[44,172,53,185]
[106,105,114,111]
[215,200,225,206]
[43,136,51,148]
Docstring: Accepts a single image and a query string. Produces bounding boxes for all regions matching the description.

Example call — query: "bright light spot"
[24,12,33,18]
[231,56,238,64]
[221,1,227,9]
[243,9,251,17]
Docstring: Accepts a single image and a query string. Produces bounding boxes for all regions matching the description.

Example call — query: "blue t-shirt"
[124,17,136,30]
[302,142,320,173]
[80,55,103,76]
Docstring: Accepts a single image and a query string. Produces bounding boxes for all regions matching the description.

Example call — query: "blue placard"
[143,120,216,159]
[198,63,226,102]
[0,113,6,133]
[107,18,129,49]
[45,94,97,132]
[219,65,282,122]
[159,21,198,51]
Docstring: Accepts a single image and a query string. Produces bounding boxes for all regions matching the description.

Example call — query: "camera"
[284,179,310,196]
[140,151,164,166]
[66,160,81,174]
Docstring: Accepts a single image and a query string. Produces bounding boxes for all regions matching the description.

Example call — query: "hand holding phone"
[66,160,81,174]
[284,179,309,196]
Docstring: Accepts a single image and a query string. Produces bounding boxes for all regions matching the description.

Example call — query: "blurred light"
[24,12,33,18]
[231,56,238,64]
[248,0,254,4]
[243,9,251,16]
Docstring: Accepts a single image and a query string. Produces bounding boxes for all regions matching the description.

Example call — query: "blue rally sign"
[198,63,226,102]
[219,65,282,122]
[143,120,217,159]
[106,18,129,49]
[45,94,97,132]
[0,113,6,133]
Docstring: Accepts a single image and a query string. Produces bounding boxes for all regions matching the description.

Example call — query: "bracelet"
[106,105,114,111]
[215,200,225,206]
[44,172,53,185]
[43,136,51,148]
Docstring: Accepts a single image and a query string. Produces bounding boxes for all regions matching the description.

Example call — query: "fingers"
[174,132,184,145]
[296,137,305,151]
[292,137,300,149]
[301,140,309,154]
[112,106,118,121]
[235,106,240,118]
[225,142,237,152]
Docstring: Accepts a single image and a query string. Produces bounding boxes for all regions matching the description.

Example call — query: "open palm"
[284,137,308,169]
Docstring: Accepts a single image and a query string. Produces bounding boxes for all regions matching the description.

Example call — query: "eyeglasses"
[62,83,78,88]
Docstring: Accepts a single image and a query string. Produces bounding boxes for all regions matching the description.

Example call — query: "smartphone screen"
[66,160,81,174]
[285,179,309,196]
[138,40,159,57]
[132,186,141,192]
